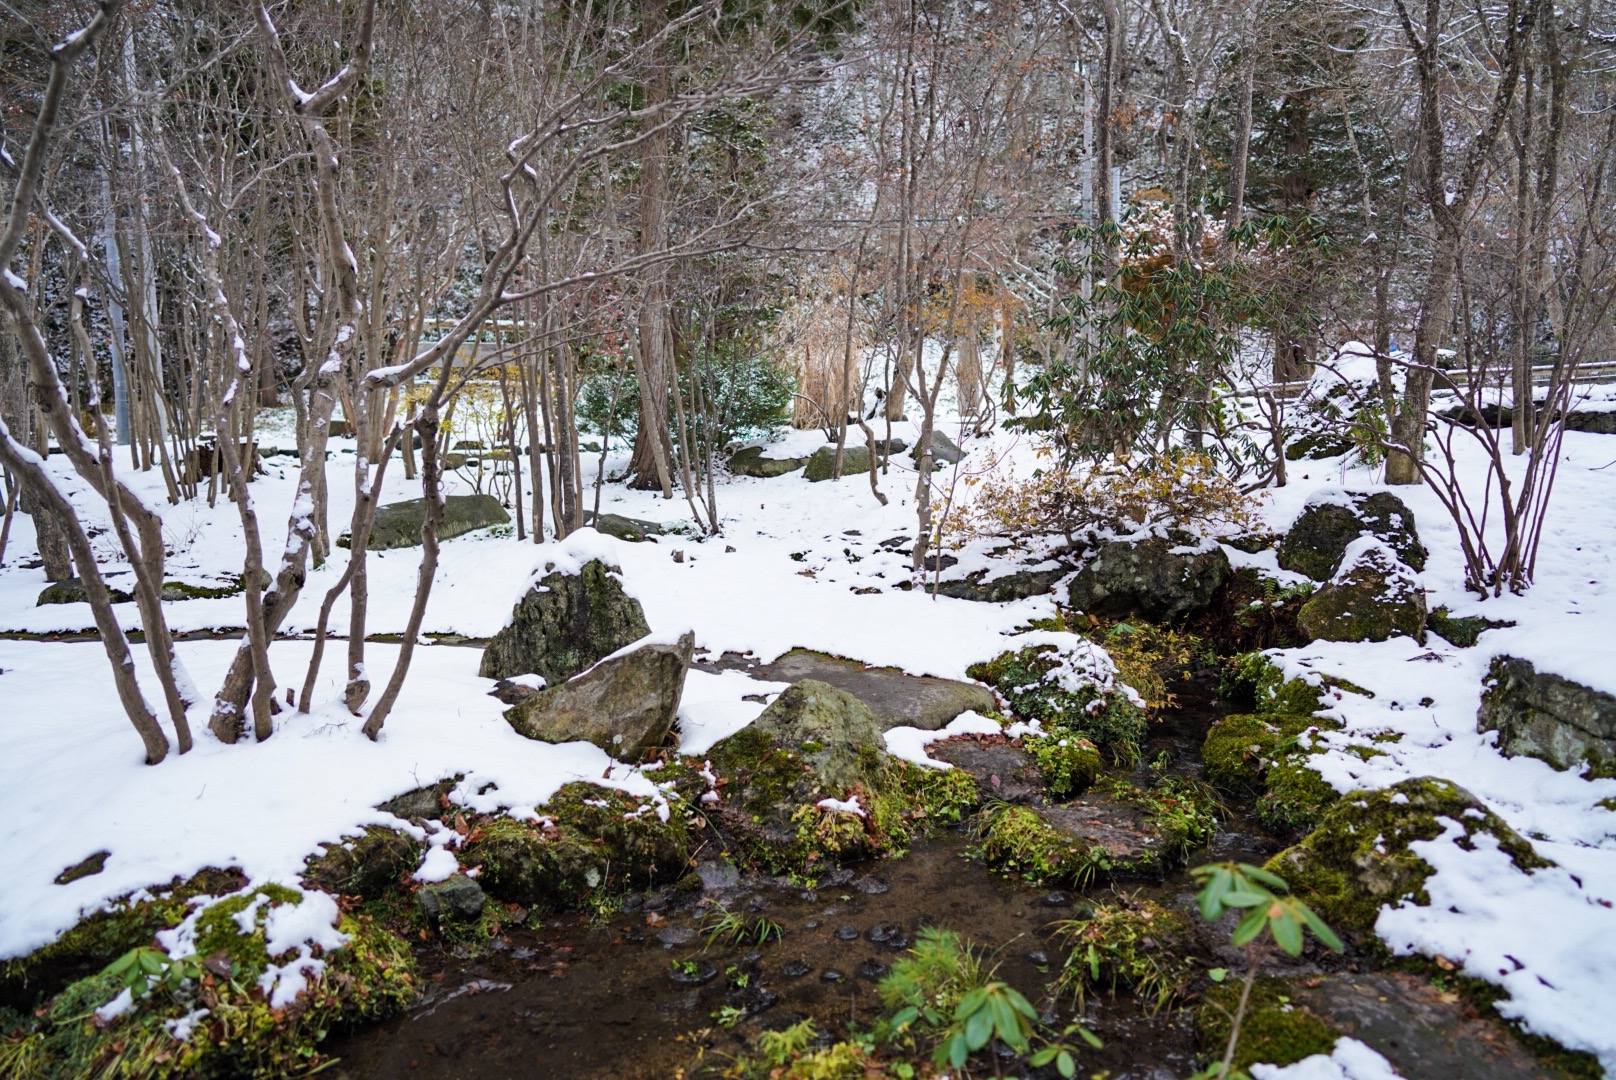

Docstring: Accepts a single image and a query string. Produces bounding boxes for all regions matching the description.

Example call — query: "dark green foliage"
[1023,735,1102,798]
[577,347,794,450]
[967,645,1147,764]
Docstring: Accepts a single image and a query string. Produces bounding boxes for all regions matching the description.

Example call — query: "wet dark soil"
[324,681,1565,1080]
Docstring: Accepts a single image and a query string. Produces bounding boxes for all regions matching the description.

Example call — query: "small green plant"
[101,946,202,1004]
[1023,735,1102,798]
[672,958,702,978]
[714,1004,748,1029]
[1188,862,1342,1080]
[704,905,784,949]
[1052,898,1196,1011]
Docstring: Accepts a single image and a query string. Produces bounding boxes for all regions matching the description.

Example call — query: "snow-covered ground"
[2,394,1615,1073]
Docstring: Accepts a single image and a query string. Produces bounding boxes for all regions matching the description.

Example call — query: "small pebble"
[656,926,698,946]
[780,959,812,978]
[821,969,846,983]
[1040,891,1071,907]
[866,923,902,943]
[835,924,861,941]
[883,932,911,951]
[853,875,890,895]
[804,920,820,930]
[1027,950,1050,967]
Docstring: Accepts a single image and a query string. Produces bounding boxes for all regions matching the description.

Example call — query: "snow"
[2,373,1616,1072]
[816,795,865,817]
[1252,1037,1404,1079]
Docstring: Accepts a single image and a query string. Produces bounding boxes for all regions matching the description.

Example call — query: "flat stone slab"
[928,737,1043,803]
[1293,972,1565,1080]
[1036,794,1170,874]
[743,648,998,731]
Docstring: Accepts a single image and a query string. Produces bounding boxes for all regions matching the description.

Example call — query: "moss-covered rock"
[728,446,809,478]
[1066,537,1232,625]
[1053,897,1197,1010]
[1478,655,1616,775]
[977,777,1218,884]
[1296,538,1426,644]
[2,899,414,1079]
[1218,652,1325,716]
[1278,489,1427,581]
[302,827,419,900]
[1196,975,1342,1073]
[1265,777,1552,940]
[1427,606,1513,648]
[967,644,1147,764]
[354,493,509,551]
[1023,735,1102,798]
[478,558,650,684]
[704,686,979,876]
[1203,713,1342,835]
[462,783,690,911]
[0,867,246,1011]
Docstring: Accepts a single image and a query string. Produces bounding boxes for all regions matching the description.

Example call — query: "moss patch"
[1195,975,1341,1072]
[0,904,414,1079]
[1053,897,1197,1010]
[975,803,1112,886]
[1203,712,1343,836]
[462,783,691,912]
[967,644,1147,763]
[0,866,246,1011]
[1265,777,1553,941]
[1218,652,1324,716]
[1023,736,1102,798]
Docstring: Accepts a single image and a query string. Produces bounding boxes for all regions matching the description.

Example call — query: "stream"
[324,679,1559,1079]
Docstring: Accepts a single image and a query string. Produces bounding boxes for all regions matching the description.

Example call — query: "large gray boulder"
[751,648,997,731]
[503,631,694,760]
[729,446,810,478]
[1296,537,1426,644]
[707,679,890,821]
[479,559,651,683]
[359,493,510,551]
[910,430,964,465]
[804,444,886,481]
[1278,489,1426,581]
[1478,655,1616,774]
[1066,537,1231,624]
[581,512,663,542]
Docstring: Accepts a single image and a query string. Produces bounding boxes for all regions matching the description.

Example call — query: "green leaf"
[1058,1049,1076,1077]
[1271,910,1304,956]
[965,1003,994,1050]
[1239,863,1291,891]
[948,1033,969,1069]
[1208,967,1228,983]
[1232,906,1269,947]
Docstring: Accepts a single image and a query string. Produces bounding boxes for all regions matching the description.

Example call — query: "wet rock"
[853,875,890,895]
[928,738,1044,804]
[697,859,742,891]
[659,927,701,948]
[1266,777,1551,939]
[910,429,964,465]
[728,446,809,478]
[866,923,902,943]
[1564,409,1616,434]
[668,959,717,985]
[1478,655,1616,774]
[780,959,812,977]
[418,874,486,925]
[1278,489,1427,581]
[503,631,694,760]
[1066,537,1231,624]
[582,512,663,542]
[352,493,509,551]
[1296,537,1426,644]
[479,558,650,684]
[1040,891,1071,907]
[751,649,997,732]
[303,826,419,899]
[821,969,846,983]
[856,959,889,981]
[835,924,861,941]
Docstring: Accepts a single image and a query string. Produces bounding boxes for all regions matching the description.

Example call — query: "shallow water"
[324,681,1560,1080]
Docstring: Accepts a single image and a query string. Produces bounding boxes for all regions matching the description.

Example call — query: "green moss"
[1024,735,1102,798]
[1219,652,1324,716]
[462,783,691,912]
[2,908,414,1079]
[1265,777,1553,940]
[967,644,1147,763]
[974,803,1111,886]
[1097,776,1222,871]
[1427,606,1513,648]
[1256,758,1340,835]
[1195,976,1340,1072]
[1053,898,1196,1010]
[192,884,303,977]
[1,866,246,1011]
